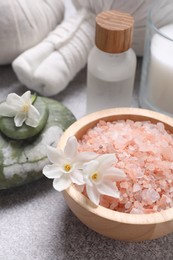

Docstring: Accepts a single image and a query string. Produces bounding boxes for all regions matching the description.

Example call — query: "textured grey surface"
[1,59,173,260]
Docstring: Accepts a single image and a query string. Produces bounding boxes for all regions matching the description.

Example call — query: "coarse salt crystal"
[133,183,142,193]
[142,188,160,204]
[78,119,173,214]
[125,201,132,209]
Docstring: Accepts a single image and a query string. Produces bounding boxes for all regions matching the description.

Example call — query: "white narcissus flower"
[82,154,126,206]
[43,136,98,191]
[0,91,40,127]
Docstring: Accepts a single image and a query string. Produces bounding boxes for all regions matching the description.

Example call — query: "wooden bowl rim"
[59,107,173,225]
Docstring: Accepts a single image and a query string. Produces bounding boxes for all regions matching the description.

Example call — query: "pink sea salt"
[78,120,173,214]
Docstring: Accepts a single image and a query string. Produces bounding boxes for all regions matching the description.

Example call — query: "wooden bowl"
[58,108,173,241]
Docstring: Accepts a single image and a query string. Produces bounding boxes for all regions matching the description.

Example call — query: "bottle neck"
[94,45,131,58]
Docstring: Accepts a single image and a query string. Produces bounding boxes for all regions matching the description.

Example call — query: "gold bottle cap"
[95,10,134,53]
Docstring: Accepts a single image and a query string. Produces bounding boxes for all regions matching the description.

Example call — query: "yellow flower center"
[22,103,29,113]
[64,164,71,172]
[91,172,99,181]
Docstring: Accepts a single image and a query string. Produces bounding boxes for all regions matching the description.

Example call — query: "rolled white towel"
[0,0,64,64]
[12,9,95,96]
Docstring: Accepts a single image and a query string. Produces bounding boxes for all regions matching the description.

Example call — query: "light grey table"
[1,59,173,260]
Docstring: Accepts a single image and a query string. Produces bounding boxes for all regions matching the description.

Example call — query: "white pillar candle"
[148,24,173,114]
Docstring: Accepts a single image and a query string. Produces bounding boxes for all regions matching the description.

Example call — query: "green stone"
[0,97,76,189]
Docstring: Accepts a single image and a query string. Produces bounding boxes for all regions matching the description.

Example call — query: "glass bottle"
[139,0,173,116]
[86,10,136,114]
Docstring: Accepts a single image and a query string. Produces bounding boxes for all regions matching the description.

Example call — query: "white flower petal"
[6,93,22,108]
[71,169,85,185]
[0,102,17,117]
[97,181,120,198]
[104,167,126,181]
[86,185,100,205]
[43,165,63,179]
[21,91,31,103]
[98,154,117,171]
[64,136,78,159]
[46,145,64,165]
[26,105,40,127]
[53,174,72,191]
[14,112,26,127]
[77,152,98,163]
[83,175,93,187]
[83,160,100,186]
[25,117,38,128]
[83,160,99,176]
